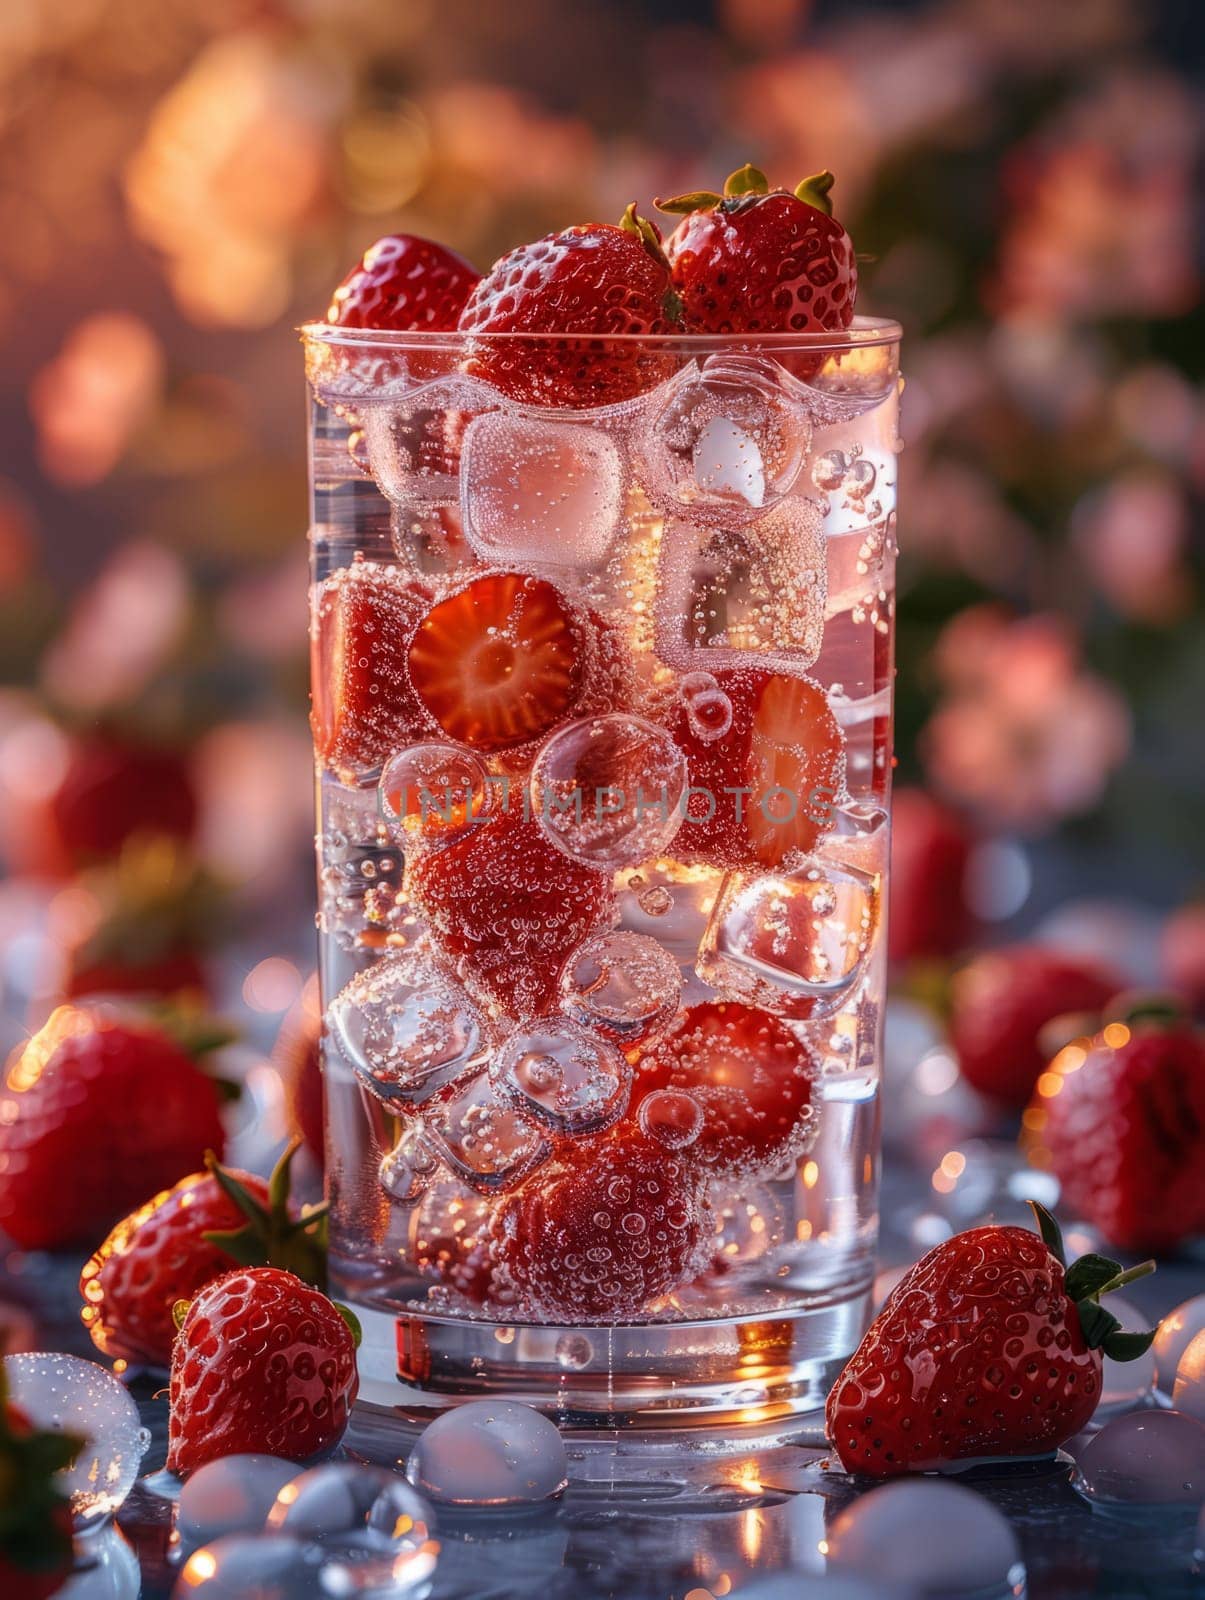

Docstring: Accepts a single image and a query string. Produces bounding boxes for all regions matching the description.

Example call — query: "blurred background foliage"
[0,0,1201,1027]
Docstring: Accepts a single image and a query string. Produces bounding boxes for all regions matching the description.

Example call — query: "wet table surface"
[7,1171,1204,1600]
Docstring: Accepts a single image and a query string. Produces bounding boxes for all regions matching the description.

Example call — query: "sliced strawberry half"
[310,559,432,782]
[408,571,587,753]
[669,668,844,869]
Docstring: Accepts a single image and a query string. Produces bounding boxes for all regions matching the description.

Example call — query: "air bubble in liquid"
[558,929,683,1047]
[492,1017,632,1135]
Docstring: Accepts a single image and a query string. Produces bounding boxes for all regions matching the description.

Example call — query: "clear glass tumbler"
[303,321,900,1431]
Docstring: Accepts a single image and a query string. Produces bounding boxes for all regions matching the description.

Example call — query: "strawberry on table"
[950,944,1122,1107]
[405,806,613,1020]
[658,163,857,336]
[458,206,681,407]
[327,233,480,330]
[310,557,432,782]
[408,571,585,754]
[0,1003,227,1251]
[80,1140,326,1370]
[1026,1004,1205,1254]
[631,1000,817,1179]
[826,1203,1156,1478]
[668,668,844,870]
[167,1266,359,1474]
[490,1129,707,1322]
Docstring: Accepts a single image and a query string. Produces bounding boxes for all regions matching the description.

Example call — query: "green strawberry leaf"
[1064,1253,1125,1301]
[334,1303,362,1349]
[1075,1298,1121,1348]
[201,1138,328,1289]
[1028,1200,1067,1266]
[794,170,836,216]
[655,190,723,215]
[1103,1328,1157,1361]
[724,162,770,197]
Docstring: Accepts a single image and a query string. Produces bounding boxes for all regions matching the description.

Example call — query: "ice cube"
[404,1399,568,1507]
[359,378,495,509]
[705,1179,785,1273]
[529,713,688,869]
[636,354,812,526]
[379,1122,442,1204]
[654,501,826,674]
[378,741,490,851]
[423,1072,550,1194]
[172,1534,324,1598]
[1153,1294,1205,1394]
[557,929,683,1047]
[491,1017,631,1135]
[460,410,625,571]
[267,1462,439,1596]
[176,1455,301,1552]
[1173,1330,1205,1422]
[1073,1410,1205,1507]
[327,950,495,1110]
[733,1577,881,1600]
[825,1479,1024,1596]
[3,1353,150,1532]
[697,858,879,1020]
[693,416,765,508]
[56,1524,140,1600]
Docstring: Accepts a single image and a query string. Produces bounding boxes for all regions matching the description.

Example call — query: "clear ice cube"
[378,741,490,850]
[423,1071,550,1194]
[557,929,683,1047]
[176,1455,301,1552]
[460,409,625,571]
[529,713,687,868]
[405,1399,568,1507]
[174,1534,325,1598]
[3,1353,150,1531]
[359,377,496,509]
[267,1462,439,1596]
[697,857,880,1020]
[826,1479,1023,1596]
[378,1121,442,1204]
[491,1017,632,1135]
[1073,1410,1205,1506]
[654,500,826,674]
[636,354,812,526]
[1173,1329,1205,1422]
[327,949,495,1109]
[1153,1293,1205,1394]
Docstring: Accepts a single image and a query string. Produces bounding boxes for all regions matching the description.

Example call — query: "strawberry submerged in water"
[458,206,681,407]
[659,163,857,336]
[827,1204,1155,1478]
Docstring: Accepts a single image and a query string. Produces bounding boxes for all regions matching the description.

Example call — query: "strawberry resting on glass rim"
[309,164,900,1336]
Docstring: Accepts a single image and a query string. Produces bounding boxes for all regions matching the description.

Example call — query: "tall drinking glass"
[303,322,900,1431]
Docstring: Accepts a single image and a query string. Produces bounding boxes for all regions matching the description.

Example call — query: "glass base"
[345,1287,871,1445]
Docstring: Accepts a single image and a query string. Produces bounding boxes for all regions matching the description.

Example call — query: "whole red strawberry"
[458,206,681,407]
[491,1129,708,1321]
[0,1376,81,1600]
[659,164,857,336]
[80,1141,327,1369]
[327,233,480,330]
[827,1204,1155,1478]
[632,1001,817,1179]
[310,558,432,781]
[1027,1008,1205,1253]
[0,1003,227,1250]
[888,789,973,966]
[19,732,197,878]
[167,1266,359,1475]
[405,806,613,1020]
[949,944,1121,1106]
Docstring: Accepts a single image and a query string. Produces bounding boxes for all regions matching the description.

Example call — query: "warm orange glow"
[1102,1021,1131,1049]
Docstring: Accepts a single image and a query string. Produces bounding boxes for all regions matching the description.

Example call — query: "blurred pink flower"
[1073,472,1193,623]
[921,608,1130,832]
[993,70,1198,321]
[40,540,190,713]
[29,313,163,486]
[901,457,1035,589]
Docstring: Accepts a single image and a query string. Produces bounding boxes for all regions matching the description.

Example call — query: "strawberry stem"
[1096,1259,1156,1296]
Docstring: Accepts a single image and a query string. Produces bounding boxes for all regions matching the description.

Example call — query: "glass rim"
[299,312,901,354]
